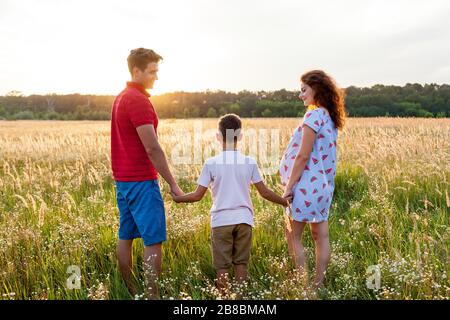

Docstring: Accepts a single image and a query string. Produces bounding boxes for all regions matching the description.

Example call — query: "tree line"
[0,83,449,120]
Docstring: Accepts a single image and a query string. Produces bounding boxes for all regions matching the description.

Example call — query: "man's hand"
[170,184,184,197]
[170,191,182,203]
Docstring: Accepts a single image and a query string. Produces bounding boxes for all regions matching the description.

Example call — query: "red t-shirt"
[111,82,159,181]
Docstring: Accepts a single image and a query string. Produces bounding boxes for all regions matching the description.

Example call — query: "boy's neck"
[222,143,238,151]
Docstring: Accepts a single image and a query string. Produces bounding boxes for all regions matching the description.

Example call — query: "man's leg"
[129,180,166,299]
[117,239,137,296]
[143,242,162,300]
[116,182,140,297]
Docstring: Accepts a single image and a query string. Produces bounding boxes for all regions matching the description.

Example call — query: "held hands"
[170,192,182,203]
[282,186,293,204]
[282,187,293,219]
[170,184,184,202]
[276,182,290,207]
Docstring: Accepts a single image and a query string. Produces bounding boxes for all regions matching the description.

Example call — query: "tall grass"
[0,118,448,300]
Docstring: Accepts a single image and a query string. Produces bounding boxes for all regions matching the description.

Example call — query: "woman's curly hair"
[301,70,346,130]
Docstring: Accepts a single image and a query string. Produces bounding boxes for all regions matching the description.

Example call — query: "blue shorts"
[115,180,166,246]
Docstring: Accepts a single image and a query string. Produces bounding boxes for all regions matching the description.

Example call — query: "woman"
[280,70,346,288]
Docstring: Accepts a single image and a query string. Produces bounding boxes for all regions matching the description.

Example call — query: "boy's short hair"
[127,48,163,74]
[218,113,242,143]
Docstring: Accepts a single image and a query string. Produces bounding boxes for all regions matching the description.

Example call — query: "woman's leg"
[284,216,295,261]
[286,219,307,274]
[310,221,331,287]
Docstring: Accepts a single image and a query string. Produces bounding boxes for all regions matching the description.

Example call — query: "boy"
[171,114,287,294]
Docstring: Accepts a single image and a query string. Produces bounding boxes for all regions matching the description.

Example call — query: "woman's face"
[299,82,316,106]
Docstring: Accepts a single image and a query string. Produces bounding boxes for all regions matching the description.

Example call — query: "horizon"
[3,81,449,98]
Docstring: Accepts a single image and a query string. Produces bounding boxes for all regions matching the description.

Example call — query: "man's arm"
[171,185,208,203]
[136,124,183,196]
[254,181,288,206]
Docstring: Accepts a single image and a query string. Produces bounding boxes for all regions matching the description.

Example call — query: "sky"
[1,0,449,96]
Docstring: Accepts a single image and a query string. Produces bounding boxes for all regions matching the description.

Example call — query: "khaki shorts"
[211,223,252,270]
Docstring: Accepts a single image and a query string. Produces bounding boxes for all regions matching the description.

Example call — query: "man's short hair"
[127,48,163,74]
[218,113,242,143]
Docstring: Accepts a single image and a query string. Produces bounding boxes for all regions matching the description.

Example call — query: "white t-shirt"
[197,150,263,228]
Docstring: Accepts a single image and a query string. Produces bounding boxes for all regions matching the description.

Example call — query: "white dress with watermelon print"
[279,107,338,223]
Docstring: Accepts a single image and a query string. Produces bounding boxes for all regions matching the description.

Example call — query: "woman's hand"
[282,187,293,204]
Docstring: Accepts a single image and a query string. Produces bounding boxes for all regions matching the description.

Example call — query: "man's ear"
[132,66,141,80]
[237,131,243,141]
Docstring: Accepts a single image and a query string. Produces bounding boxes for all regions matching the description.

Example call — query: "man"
[111,48,183,299]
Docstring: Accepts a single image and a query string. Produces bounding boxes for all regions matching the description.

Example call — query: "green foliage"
[261,108,272,117]
[12,110,34,120]
[228,103,241,114]
[0,83,449,120]
[206,107,217,118]
[395,102,434,117]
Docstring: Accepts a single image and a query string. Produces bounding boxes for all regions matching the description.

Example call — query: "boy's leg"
[234,264,247,284]
[232,224,252,283]
[216,269,230,295]
[212,226,234,296]
[117,239,137,296]
[144,242,162,300]
[310,221,330,288]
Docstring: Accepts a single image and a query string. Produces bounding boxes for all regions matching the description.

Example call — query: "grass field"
[0,118,449,300]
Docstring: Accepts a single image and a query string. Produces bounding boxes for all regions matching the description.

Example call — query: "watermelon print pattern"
[279,108,338,223]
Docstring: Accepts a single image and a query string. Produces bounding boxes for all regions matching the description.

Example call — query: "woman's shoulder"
[302,109,320,125]
[302,108,328,130]
[318,107,330,117]
[304,107,329,119]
